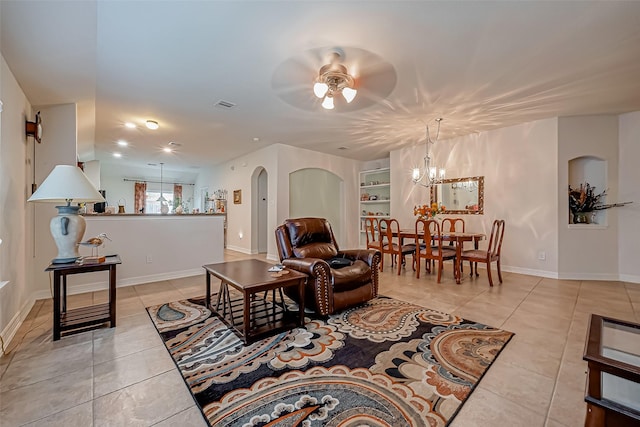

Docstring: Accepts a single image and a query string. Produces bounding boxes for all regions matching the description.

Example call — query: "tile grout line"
[543,279,582,425]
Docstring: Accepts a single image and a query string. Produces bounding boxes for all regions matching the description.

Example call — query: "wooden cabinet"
[359,168,390,247]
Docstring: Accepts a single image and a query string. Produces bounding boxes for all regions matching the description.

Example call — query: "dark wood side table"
[583,314,640,427]
[46,255,121,340]
[203,259,306,344]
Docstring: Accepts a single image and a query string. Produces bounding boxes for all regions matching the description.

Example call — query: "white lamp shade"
[321,95,335,110]
[313,82,329,98]
[342,87,357,103]
[28,165,105,204]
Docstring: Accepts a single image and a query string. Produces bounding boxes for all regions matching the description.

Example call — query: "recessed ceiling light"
[253,137,260,142]
[163,147,172,153]
[113,152,122,158]
[124,122,136,129]
[117,140,128,146]
[168,141,182,147]
[146,120,159,130]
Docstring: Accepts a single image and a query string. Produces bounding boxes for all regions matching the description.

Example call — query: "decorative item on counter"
[568,183,632,224]
[105,206,116,215]
[175,205,184,214]
[414,202,446,220]
[213,189,227,200]
[118,199,126,214]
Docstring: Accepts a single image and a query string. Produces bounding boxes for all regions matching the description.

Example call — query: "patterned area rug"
[146,296,513,427]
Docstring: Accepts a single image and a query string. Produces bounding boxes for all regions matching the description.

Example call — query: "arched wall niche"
[289,168,344,244]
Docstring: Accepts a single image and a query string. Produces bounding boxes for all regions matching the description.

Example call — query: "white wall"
[392,118,559,276]
[618,111,640,282]
[30,104,79,295]
[204,143,362,259]
[45,215,225,296]
[558,115,619,279]
[0,54,32,342]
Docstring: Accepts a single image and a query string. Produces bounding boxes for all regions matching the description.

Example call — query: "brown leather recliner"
[275,217,381,316]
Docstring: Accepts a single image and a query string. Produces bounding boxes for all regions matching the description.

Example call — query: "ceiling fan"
[271,46,397,112]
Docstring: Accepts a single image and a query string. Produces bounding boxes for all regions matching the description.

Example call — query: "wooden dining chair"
[379,218,416,275]
[441,217,466,271]
[363,217,383,252]
[461,219,505,286]
[415,219,456,283]
[441,218,465,234]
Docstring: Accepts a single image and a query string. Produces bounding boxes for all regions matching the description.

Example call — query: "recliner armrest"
[281,257,331,277]
[338,249,380,267]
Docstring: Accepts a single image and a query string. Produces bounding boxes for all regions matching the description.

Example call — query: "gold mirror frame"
[430,176,484,214]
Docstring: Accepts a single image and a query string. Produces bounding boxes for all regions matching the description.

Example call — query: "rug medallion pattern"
[147,296,513,426]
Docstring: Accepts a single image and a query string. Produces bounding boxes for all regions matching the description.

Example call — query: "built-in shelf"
[359,168,390,248]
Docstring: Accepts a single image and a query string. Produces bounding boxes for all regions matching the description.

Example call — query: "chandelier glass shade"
[313,53,357,109]
[412,118,446,188]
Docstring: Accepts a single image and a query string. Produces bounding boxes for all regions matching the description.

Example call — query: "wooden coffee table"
[203,259,307,344]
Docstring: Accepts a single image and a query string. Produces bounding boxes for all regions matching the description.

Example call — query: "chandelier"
[412,118,446,188]
[313,52,357,110]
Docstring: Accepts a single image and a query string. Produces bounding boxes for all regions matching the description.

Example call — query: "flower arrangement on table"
[414,202,446,220]
[568,183,632,224]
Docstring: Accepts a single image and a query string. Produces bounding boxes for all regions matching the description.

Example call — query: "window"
[145,191,174,214]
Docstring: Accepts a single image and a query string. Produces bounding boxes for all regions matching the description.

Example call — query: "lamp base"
[50,205,86,264]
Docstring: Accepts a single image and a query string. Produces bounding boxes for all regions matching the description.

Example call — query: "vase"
[573,212,589,224]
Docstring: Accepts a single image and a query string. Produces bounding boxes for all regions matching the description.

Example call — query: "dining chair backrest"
[379,218,400,246]
[487,219,506,258]
[441,218,465,233]
[363,217,381,248]
[415,218,429,246]
[416,218,443,251]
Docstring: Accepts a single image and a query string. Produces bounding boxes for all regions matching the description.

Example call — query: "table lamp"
[28,165,105,264]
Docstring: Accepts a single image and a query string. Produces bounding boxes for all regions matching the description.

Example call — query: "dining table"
[397,229,485,284]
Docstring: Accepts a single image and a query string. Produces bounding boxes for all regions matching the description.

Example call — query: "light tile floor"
[1,250,638,426]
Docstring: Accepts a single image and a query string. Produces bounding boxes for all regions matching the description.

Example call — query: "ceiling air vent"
[215,100,236,109]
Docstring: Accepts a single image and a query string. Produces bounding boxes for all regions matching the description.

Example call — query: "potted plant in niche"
[569,183,605,224]
[568,183,632,224]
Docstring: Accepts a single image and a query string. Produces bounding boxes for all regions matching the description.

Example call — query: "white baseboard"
[500,265,559,279]
[226,245,252,254]
[266,253,279,262]
[557,272,625,281]
[1,296,36,350]
[618,273,640,284]
[32,268,205,300]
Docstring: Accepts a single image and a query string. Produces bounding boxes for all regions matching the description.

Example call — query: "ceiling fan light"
[342,87,357,103]
[313,82,329,98]
[321,95,334,110]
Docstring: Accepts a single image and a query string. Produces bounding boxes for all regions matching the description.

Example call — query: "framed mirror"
[430,176,484,214]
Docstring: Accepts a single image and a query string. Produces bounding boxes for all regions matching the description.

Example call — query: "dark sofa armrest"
[281,257,330,277]
[338,249,381,267]
[281,257,334,315]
